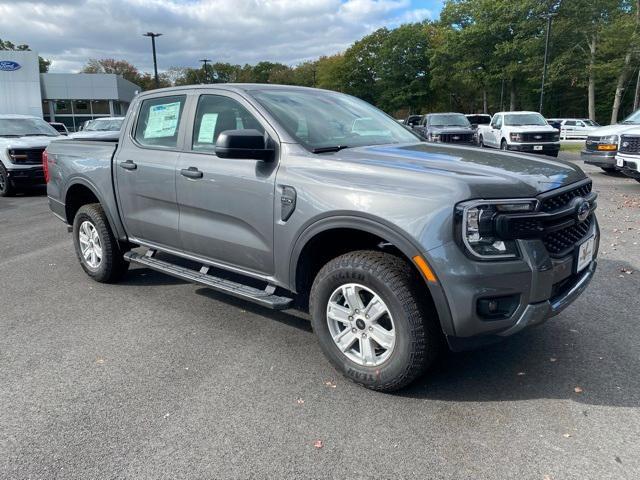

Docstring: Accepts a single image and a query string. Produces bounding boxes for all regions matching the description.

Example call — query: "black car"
[416,113,474,144]
[403,115,424,130]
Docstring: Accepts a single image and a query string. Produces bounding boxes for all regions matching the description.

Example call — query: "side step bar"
[124,251,293,310]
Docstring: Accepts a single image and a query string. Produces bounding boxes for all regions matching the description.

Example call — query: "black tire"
[601,167,616,173]
[0,162,15,197]
[72,203,129,283]
[309,251,441,392]
[500,139,508,151]
[548,151,559,158]
[478,135,484,148]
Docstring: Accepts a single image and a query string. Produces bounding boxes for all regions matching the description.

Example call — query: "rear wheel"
[309,251,441,392]
[478,135,484,148]
[0,163,15,197]
[73,203,128,283]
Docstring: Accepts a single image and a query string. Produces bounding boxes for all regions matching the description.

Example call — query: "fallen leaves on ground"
[313,440,323,449]
[574,386,583,394]
[296,398,305,405]
[324,381,337,388]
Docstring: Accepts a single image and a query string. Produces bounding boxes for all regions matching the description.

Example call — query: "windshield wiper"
[23,133,55,137]
[312,145,351,153]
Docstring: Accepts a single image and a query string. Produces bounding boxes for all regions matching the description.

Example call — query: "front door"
[115,94,187,250]
[176,93,278,276]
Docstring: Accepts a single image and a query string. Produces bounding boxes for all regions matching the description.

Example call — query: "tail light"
[42,150,50,183]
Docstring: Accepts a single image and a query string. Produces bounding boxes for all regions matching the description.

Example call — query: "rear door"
[176,91,279,276]
[114,94,187,249]
[489,114,502,146]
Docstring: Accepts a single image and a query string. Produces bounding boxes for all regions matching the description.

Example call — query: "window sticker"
[197,113,219,143]
[144,101,181,139]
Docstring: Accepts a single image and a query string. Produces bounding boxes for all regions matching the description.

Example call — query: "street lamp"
[539,12,557,115]
[199,58,211,84]
[143,32,162,89]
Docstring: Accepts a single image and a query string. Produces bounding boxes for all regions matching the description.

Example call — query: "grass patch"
[560,142,584,152]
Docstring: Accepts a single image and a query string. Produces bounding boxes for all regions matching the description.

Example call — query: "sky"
[0,0,444,74]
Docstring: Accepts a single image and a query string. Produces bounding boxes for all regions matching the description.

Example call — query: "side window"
[134,95,186,148]
[192,95,265,152]
[576,121,585,127]
[492,115,502,129]
[565,120,576,126]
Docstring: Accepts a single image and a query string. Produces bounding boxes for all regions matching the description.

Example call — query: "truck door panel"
[115,94,187,249]
[176,93,277,275]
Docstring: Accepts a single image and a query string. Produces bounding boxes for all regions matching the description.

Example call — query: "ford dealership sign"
[0,61,22,71]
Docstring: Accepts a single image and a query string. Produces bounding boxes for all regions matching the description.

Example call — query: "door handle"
[180,167,203,179]
[119,160,137,170]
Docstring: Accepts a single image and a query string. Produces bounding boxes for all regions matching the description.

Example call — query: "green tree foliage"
[0,38,51,73]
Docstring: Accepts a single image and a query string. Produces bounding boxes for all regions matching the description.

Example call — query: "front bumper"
[5,165,45,185]
[426,216,599,351]
[507,142,560,155]
[581,149,617,168]
[615,154,640,179]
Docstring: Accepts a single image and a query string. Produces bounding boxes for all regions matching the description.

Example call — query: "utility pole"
[500,78,505,112]
[143,32,162,88]
[539,12,556,114]
[199,58,211,83]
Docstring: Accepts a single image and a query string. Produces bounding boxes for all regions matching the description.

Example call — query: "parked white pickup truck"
[0,114,61,196]
[616,129,640,183]
[478,111,560,157]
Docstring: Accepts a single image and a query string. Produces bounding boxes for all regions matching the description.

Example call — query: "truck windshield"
[85,118,124,131]
[429,114,470,127]
[504,113,548,126]
[620,110,640,124]
[250,89,420,151]
[0,118,59,137]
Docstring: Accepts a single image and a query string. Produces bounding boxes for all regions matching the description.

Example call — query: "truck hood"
[507,124,558,133]
[332,142,586,196]
[0,135,58,150]
[588,123,640,137]
[430,126,473,134]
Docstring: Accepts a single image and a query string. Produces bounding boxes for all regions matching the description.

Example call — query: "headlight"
[456,199,537,259]
[600,135,618,144]
[432,134,440,142]
[510,133,523,142]
[553,133,560,141]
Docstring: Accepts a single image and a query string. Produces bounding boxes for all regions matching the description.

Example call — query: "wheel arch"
[288,215,455,336]
[63,179,124,240]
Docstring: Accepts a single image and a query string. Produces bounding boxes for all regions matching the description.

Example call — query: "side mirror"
[215,129,274,161]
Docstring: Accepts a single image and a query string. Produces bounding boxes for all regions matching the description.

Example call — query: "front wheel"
[478,135,484,148]
[500,140,508,151]
[0,163,15,197]
[309,251,441,392]
[73,203,129,283]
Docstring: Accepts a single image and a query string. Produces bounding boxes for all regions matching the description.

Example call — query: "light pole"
[539,12,556,114]
[143,32,162,88]
[199,58,211,83]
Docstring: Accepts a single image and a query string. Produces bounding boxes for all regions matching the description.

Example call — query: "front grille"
[441,133,472,143]
[619,135,640,154]
[540,180,593,212]
[542,216,592,257]
[9,148,45,165]
[521,132,557,142]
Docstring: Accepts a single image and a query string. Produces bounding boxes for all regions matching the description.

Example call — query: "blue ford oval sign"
[0,61,22,71]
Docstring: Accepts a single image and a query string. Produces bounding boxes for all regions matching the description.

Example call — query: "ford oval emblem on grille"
[534,135,542,139]
[575,198,590,223]
[622,141,629,148]
[453,135,460,140]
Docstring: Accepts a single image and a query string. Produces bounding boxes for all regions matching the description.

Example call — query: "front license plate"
[533,145,543,151]
[576,235,595,273]
[617,157,624,167]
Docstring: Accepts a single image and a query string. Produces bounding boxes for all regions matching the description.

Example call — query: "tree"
[315,54,347,92]
[0,38,51,73]
[81,58,140,84]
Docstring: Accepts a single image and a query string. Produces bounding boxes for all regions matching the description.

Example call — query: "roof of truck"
[0,114,40,119]
[135,83,346,99]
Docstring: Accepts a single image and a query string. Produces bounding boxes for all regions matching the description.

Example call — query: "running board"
[124,251,293,310]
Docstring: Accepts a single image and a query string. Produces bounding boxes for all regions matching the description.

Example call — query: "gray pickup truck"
[45,85,599,391]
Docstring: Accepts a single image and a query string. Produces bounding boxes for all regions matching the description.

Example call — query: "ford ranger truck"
[582,109,640,173]
[616,130,640,182]
[477,111,561,157]
[0,114,60,196]
[45,85,599,391]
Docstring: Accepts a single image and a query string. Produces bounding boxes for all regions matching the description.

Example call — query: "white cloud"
[0,0,431,73]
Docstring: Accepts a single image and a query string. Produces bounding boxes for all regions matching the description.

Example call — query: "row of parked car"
[400,109,640,182]
[0,115,125,196]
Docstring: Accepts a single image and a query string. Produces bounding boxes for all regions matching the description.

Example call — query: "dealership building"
[0,51,140,131]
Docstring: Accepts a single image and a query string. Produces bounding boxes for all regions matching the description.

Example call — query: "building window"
[54,100,72,115]
[73,100,91,114]
[91,100,110,115]
[42,100,50,115]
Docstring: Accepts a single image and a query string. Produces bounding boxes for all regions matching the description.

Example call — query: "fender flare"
[63,177,125,239]
[288,214,455,336]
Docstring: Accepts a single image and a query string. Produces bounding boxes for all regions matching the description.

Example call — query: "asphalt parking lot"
[1,151,639,480]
